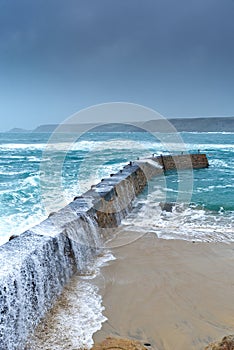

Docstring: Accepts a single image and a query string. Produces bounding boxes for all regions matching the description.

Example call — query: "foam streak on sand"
[26,280,106,350]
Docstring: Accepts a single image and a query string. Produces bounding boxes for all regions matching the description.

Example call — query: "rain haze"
[0,0,234,130]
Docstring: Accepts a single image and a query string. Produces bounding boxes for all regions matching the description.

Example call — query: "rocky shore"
[204,335,234,350]
[92,335,234,350]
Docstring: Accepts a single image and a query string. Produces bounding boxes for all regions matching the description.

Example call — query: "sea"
[0,130,233,349]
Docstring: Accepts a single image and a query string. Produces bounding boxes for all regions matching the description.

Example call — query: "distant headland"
[7,116,234,133]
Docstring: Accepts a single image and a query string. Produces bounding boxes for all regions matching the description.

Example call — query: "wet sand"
[93,230,234,350]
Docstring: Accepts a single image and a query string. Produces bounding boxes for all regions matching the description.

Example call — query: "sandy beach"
[93,229,234,350]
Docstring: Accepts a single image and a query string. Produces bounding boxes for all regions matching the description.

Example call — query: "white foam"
[71,139,155,151]
[121,195,234,243]
[184,131,234,135]
[0,209,46,245]
[27,252,115,350]
[22,280,106,350]
[185,143,234,151]
[0,143,46,150]
[209,159,231,168]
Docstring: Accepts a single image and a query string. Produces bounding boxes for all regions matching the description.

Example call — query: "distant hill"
[33,123,144,133]
[33,124,59,133]
[8,117,233,133]
[143,116,234,132]
[8,127,31,133]
[32,117,234,133]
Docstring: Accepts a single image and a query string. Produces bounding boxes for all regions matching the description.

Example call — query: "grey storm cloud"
[0,0,234,130]
[1,0,234,67]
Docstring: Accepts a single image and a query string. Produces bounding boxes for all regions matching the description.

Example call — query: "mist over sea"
[0,131,233,246]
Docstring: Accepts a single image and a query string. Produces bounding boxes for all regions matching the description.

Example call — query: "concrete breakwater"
[0,153,208,350]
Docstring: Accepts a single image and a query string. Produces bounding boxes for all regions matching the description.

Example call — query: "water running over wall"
[0,154,208,349]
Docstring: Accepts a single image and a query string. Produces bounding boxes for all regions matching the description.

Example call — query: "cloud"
[0,0,234,129]
[1,0,234,69]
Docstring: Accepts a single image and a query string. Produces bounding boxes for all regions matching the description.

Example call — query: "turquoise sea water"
[0,131,233,245]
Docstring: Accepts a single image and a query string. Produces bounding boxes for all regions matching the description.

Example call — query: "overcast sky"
[0,0,234,130]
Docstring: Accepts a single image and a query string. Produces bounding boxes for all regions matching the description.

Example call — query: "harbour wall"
[0,153,208,349]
